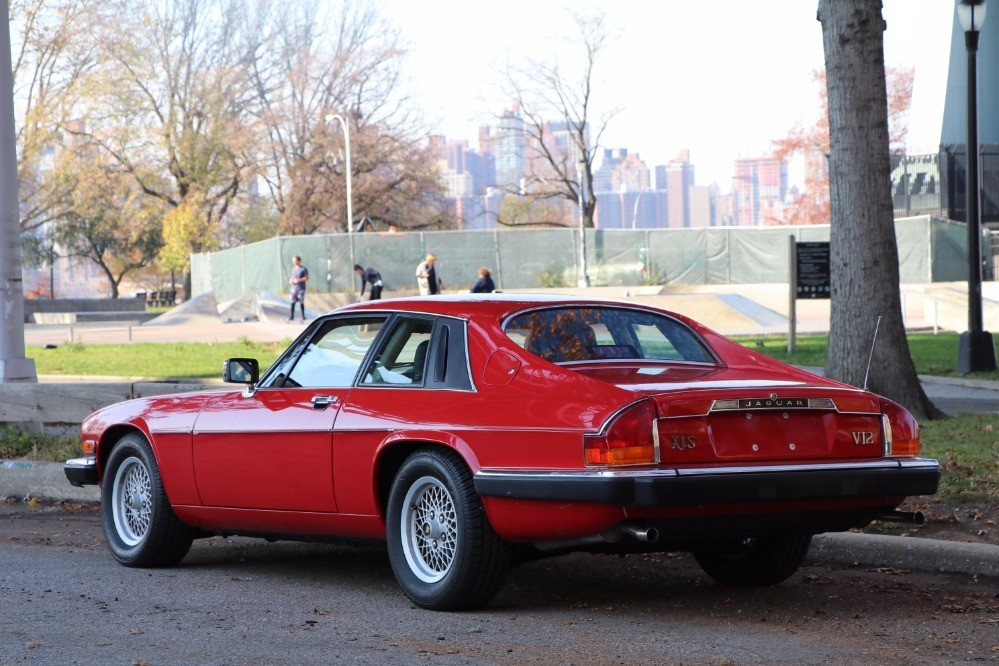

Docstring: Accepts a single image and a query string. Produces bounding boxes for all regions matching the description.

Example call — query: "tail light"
[880,398,920,457]
[584,400,658,466]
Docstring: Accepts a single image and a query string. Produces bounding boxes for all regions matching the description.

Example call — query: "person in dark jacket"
[288,255,309,320]
[354,264,383,300]
[471,267,495,293]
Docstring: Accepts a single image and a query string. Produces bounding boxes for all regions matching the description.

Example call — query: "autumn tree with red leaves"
[773,67,913,226]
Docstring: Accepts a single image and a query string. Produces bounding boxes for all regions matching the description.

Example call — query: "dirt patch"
[863,497,999,546]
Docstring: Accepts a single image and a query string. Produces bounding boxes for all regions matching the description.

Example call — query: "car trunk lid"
[574,364,885,465]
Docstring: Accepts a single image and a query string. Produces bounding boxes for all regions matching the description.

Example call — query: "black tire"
[101,432,194,567]
[692,534,812,586]
[386,448,511,610]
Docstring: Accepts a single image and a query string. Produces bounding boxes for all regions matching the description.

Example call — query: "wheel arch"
[97,424,153,482]
[373,434,479,519]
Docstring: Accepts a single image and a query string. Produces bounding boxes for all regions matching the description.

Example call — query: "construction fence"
[191,216,971,303]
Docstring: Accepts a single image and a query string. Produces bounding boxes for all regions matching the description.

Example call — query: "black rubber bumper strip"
[473,461,941,507]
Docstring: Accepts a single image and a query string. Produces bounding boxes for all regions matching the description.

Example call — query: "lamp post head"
[958,0,987,33]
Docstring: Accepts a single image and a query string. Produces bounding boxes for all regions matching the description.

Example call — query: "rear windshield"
[505,307,715,364]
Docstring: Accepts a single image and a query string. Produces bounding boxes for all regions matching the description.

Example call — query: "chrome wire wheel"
[111,456,153,547]
[401,476,458,583]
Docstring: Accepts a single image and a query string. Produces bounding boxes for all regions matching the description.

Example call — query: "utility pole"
[0,1,37,384]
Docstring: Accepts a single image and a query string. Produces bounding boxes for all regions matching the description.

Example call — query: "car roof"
[334,293,690,323]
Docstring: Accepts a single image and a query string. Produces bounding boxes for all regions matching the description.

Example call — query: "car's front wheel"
[101,432,194,567]
[386,448,510,610]
[692,534,812,586]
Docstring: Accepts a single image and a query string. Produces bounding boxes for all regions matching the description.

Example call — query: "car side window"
[281,317,386,388]
[362,317,434,386]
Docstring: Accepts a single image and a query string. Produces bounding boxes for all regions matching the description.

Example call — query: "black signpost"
[788,237,831,353]
[796,241,831,299]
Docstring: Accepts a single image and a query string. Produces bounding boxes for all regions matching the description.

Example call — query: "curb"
[3,461,997,578]
[916,373,999,391]
[810,532,999,578]
[0,460,99,502]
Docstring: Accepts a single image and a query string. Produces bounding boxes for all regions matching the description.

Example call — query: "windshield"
[505,306,715,365]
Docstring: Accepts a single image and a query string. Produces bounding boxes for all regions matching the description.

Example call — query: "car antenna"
[862,315,882,392]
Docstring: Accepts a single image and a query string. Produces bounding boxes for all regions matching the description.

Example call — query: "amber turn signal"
[880,399,921,457]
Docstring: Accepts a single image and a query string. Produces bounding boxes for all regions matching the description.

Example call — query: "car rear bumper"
[473,459,941,507]
[64,458,98,487]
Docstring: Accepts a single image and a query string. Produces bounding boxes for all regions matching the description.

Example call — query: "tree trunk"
[817,0,942,421]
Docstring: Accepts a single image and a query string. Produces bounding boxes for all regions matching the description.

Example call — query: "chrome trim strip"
[710,397,840,412]
[652,418,661,464]
[476,458,940,482]
[882,414,893,456]
[65,457,95,468]
[461,318,478,392]
[660,401,883,420]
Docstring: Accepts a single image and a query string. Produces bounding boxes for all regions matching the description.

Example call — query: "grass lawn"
[919,413,999,506]
[26,337,289,379]
[734,331,999,382]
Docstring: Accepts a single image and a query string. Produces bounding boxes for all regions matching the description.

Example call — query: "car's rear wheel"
[102,432,194,567]
[386,448,510,610]
[692,534,812,586]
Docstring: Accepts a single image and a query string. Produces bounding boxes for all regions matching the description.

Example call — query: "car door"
[192,315,388,511]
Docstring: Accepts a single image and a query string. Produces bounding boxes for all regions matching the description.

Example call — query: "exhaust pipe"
[876,510,925,525]
[621,524,660,543]
[534,523,660,551]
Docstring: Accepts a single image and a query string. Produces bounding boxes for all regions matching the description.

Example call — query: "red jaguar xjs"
[65,294,940,610]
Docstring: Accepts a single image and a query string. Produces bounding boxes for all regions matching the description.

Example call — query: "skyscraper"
[732,156,788,226]
[662,150,695,228]
[495,107,525,190]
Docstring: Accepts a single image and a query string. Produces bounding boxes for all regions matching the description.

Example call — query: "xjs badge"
[671,435,696,451]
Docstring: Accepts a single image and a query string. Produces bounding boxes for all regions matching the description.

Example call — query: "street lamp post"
[325,113,356,284]
[576,158,590,288]
[957,0,997,373]
[0,1,36,384]
[632,190,643,230]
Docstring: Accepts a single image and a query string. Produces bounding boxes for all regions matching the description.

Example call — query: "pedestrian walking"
[354,264,384,300]
[471,267,495,293]
[415,252,443,296]
[288,255,309,320]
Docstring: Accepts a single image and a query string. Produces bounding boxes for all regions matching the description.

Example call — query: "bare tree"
[249,0,451,234]
[52,146,165,298]
[817,0,940,420]
[11,0,104,233]
[500,10,618,228]
[74,0,262,294]
[772,67,914,226]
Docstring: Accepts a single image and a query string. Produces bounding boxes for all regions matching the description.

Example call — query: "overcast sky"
[381,0,955,190]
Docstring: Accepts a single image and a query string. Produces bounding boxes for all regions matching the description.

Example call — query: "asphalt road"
[1,503,996,665]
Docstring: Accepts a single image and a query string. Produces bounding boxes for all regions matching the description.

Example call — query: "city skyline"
[383,0,953,192]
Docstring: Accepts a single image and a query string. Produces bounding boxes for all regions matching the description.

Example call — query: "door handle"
[311,395,339,409]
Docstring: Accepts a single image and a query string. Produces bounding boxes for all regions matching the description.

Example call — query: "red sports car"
[65,295,940,610]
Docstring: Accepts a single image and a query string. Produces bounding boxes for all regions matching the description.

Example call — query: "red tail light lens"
[880,398,920,457]
[584,400,658,466]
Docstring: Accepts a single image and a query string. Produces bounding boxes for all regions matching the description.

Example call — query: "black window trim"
[358,312,437,389]
[333,310,476,392]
